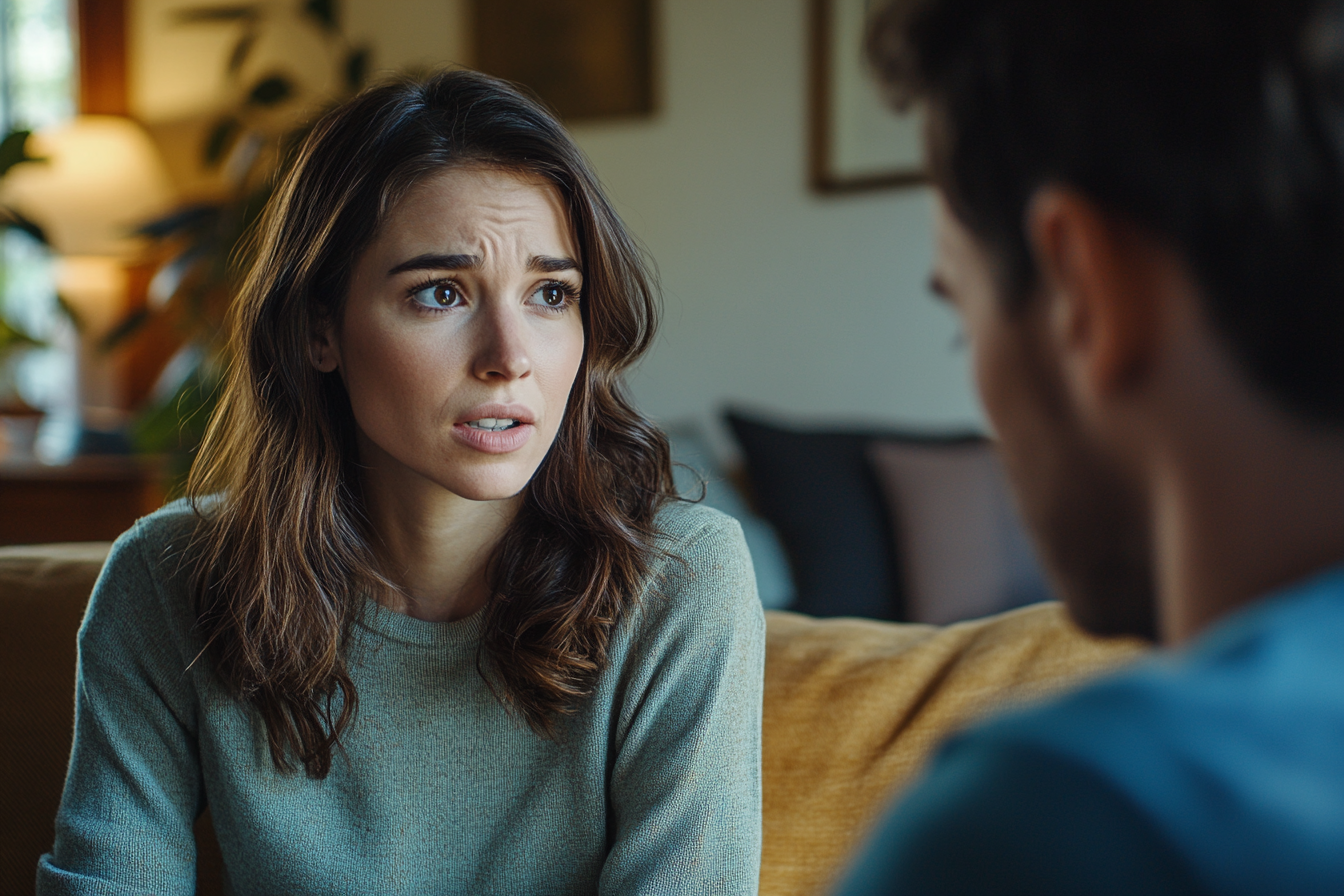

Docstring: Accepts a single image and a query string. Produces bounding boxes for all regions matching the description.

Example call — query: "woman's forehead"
[377,165,579,263]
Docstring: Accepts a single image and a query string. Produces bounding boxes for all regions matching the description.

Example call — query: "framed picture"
[471,0,654,122]
[810,0,925,192]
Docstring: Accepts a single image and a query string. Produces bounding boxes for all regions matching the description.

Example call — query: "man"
[841,1,1344,893]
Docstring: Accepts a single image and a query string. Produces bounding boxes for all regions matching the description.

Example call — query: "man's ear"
[311,319,340,373]
[1025,186,1165,402]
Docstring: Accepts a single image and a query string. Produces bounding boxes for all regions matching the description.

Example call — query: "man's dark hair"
[869,0,1344,425]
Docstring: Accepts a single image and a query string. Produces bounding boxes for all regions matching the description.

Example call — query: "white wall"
[563,1,983,456]
[344,0,467,76]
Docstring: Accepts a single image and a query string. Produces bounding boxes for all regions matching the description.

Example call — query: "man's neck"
[1149,372,1344,644]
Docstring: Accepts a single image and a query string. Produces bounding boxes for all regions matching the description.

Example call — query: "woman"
[38,71,764,895]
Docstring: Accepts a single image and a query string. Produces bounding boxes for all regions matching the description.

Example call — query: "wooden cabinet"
[0,455,165,545]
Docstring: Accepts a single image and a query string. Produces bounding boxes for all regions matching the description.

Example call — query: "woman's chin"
[453,485,528,503]
[432,467,536,504]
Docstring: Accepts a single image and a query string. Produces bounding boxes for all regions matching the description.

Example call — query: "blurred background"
[0,0,1053,626]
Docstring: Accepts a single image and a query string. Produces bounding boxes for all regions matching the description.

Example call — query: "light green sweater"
[37,499,765,895]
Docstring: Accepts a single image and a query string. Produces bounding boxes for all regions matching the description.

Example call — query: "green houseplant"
[0,128,57,418]
[116,0,370,486]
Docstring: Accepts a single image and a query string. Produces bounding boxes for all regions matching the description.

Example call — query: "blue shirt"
[840,564,1344,895]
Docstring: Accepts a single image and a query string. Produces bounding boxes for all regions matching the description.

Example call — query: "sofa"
[0,542,1146,896]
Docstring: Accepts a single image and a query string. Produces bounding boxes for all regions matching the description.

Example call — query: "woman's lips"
[451,421,535,454]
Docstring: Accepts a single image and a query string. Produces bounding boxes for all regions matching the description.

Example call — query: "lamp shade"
[2,115,176,257]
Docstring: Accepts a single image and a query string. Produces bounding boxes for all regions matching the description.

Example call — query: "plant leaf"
[0,315,44,353]
[0,206,48,244]
[302,0,338,32]
[0,130,27,174]
[171,5,259,24]
[133,352,221,493]
[55,294,84,333]
[226,28,259,75]
[345,46,370,92]
[0,129,43,177]
[134,203,220,239]
[97,307,152,353]
[247,74,293,107]
[145,344,206,408]
[204,116,242,167]
[148,244,211,308]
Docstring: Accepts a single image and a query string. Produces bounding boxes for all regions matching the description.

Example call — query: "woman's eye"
[530,283,574,309]
[410,282,463,309]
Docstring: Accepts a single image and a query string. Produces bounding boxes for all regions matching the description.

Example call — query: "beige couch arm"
[0,543,113,895]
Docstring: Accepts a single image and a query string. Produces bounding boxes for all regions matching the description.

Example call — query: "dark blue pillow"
[725,409,984,620]
[724,410,899,618]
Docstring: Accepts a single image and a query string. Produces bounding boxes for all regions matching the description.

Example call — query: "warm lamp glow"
[54,256,130,419]
[55,256,128,332]
[2,115,175,257]
[0,117,177,457]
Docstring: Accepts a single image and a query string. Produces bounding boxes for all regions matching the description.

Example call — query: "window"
[0,0,73,436]
[0,0,74,132]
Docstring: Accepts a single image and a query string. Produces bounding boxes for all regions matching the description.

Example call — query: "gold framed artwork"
[471,0,654,122]
[810,0,926,192]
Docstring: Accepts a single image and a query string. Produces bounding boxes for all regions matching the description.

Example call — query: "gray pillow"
[867,439,1054,624]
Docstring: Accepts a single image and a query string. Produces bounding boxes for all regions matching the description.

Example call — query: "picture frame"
[809,0,926,193]
[471,0,654,122]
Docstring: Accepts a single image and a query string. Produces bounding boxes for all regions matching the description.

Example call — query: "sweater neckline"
[356,599,486,649]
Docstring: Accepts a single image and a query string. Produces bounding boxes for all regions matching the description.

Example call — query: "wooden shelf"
[0,455,165,545]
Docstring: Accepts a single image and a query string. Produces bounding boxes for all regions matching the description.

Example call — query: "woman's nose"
[470,304,532,381]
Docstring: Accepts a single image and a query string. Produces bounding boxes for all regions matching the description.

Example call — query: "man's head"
[869,1,1344,639]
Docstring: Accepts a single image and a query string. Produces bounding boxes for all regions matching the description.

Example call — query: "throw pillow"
[867,438,1054,624]
[725,409,902,619]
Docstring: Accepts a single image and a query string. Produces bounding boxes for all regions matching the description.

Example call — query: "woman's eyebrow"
[387,253,480,276]
[529,255,581,274]
[386,254,580,276]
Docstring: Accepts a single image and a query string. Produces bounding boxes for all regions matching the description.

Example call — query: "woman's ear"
[310,322,340,373]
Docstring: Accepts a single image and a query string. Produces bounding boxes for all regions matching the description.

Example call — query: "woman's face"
[315,165,586,503]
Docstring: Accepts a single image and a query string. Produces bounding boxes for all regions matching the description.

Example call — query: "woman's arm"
[599,509,766,896]
[37,516,206,896]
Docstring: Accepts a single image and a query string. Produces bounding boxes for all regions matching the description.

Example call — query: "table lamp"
[1,114,176,458]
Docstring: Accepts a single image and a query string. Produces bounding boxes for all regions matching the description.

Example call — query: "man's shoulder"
[990,562,1344,757]
[839,725,1202,895]
[953,564,1344,894]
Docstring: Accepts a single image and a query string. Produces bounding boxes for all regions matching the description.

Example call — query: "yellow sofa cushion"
[760,604,1147,896]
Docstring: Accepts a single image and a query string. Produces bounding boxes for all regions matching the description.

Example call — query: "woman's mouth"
[452,418,535,453]
[465,417,522,432]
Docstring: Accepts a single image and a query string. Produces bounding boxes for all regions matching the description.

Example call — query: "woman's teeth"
[466,418,520,431]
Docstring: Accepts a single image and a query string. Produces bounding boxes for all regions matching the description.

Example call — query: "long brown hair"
[188,70,675,777]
